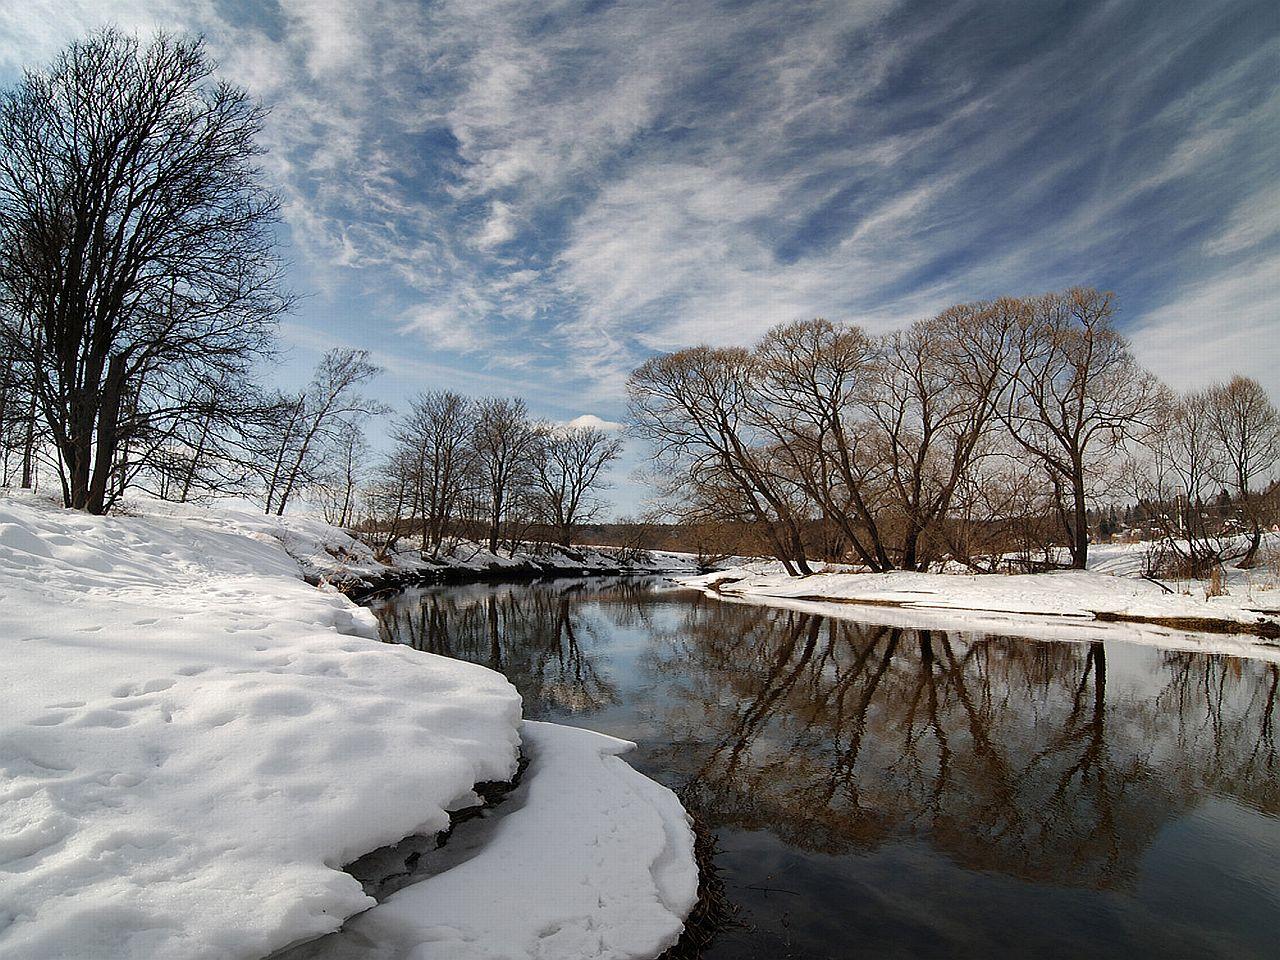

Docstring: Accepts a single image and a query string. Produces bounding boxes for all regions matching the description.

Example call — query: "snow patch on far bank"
[679,557,1280,661]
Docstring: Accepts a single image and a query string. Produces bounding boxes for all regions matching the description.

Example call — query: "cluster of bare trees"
[1130,376,1280,573]
[0,30,291,513]
[367,392,623,556]
[261,349,385,518]
[630,288,1279,574]
[0,31,398,520]
[5,29,1273,575]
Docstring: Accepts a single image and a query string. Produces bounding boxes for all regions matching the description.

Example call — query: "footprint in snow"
[111,678,175,698]
[75,709,134,729]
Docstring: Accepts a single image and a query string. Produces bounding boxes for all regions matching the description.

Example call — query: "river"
[363,576,1280,960]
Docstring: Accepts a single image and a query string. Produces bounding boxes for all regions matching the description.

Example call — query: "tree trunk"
[86,354,129,515]
[790,530,813,575]
[65,402,95,511]
[66,440,90,510]
[1239,520,1263,569]
[21,387,36,489]
[1235,484,1262,568]
[1070,468,1089,570]
[487,488,502,553]
[180,410,213,503]
[265,398,303,515]
[902,522,922,573]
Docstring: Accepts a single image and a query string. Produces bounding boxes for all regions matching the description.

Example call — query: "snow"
[315,721,697,960]
[679,546,1280,660]
[0,493,697,960]
[138,499,705,593]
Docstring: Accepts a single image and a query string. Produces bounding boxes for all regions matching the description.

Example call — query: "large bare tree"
[863,302,1016,570]
[749,318,889,569]
[391,390,477,554]
[0,29,290,513]
[1142,388,1229,575]
[629,346,814,574]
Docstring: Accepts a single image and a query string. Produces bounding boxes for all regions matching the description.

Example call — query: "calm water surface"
[369,577,1280,960]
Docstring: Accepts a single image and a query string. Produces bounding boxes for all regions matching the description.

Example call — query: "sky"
[1,0,1278,515]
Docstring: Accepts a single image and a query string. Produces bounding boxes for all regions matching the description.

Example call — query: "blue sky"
[2,1,1278,514]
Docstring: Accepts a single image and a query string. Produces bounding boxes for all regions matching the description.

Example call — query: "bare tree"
[0,329,35,485]
[119,372,281,505]
[1002,289,1159,569]
[472,396,537,553]
[533,423,623,547]
[365,447,417,558]
[863,303,1016,570]
[1147,389,1229,575]
[629,346,814,574]
[1204,376,1280,567]
[705,306,1014,572]
[391,390,477,555]
[749,318,889,570]
[0,30,289,513]
[262,348,384,516]
[314,421,368,529]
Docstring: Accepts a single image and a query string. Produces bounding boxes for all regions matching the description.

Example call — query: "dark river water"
[368,577,1280,960]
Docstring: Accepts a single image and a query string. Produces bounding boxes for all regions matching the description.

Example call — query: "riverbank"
[160,505,705,599]
[0,493,696,960]
[679,546,1280,658]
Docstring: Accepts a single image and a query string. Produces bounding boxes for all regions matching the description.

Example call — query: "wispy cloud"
[1,0,1276,415]
[1127,250,1280,395]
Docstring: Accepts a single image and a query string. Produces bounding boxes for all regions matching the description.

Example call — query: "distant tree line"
[359,393,622,556]
[629,289,1280,576]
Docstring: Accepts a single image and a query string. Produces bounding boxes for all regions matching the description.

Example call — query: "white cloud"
[1127,251,1280,398]
[278,0,369,80]
[0,0,208,73]
[2,0,1275,417]
[564,414,625,432]
[1204,188,1280,257]
[474,200,517,249]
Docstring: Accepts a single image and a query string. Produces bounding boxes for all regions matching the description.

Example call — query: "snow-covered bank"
[0,494,696,960]
[293,721,698,960]
[175,508,706,597]
[679,550,1280,659]
[330,540,705,599]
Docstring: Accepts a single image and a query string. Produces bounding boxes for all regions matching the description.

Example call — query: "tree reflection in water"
[373,580,621,714]
[372,578,1280,958]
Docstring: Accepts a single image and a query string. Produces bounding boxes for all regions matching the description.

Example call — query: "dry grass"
[1205,565,1228,600]
[657,794,737,960]
[1257,547,1280,591]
